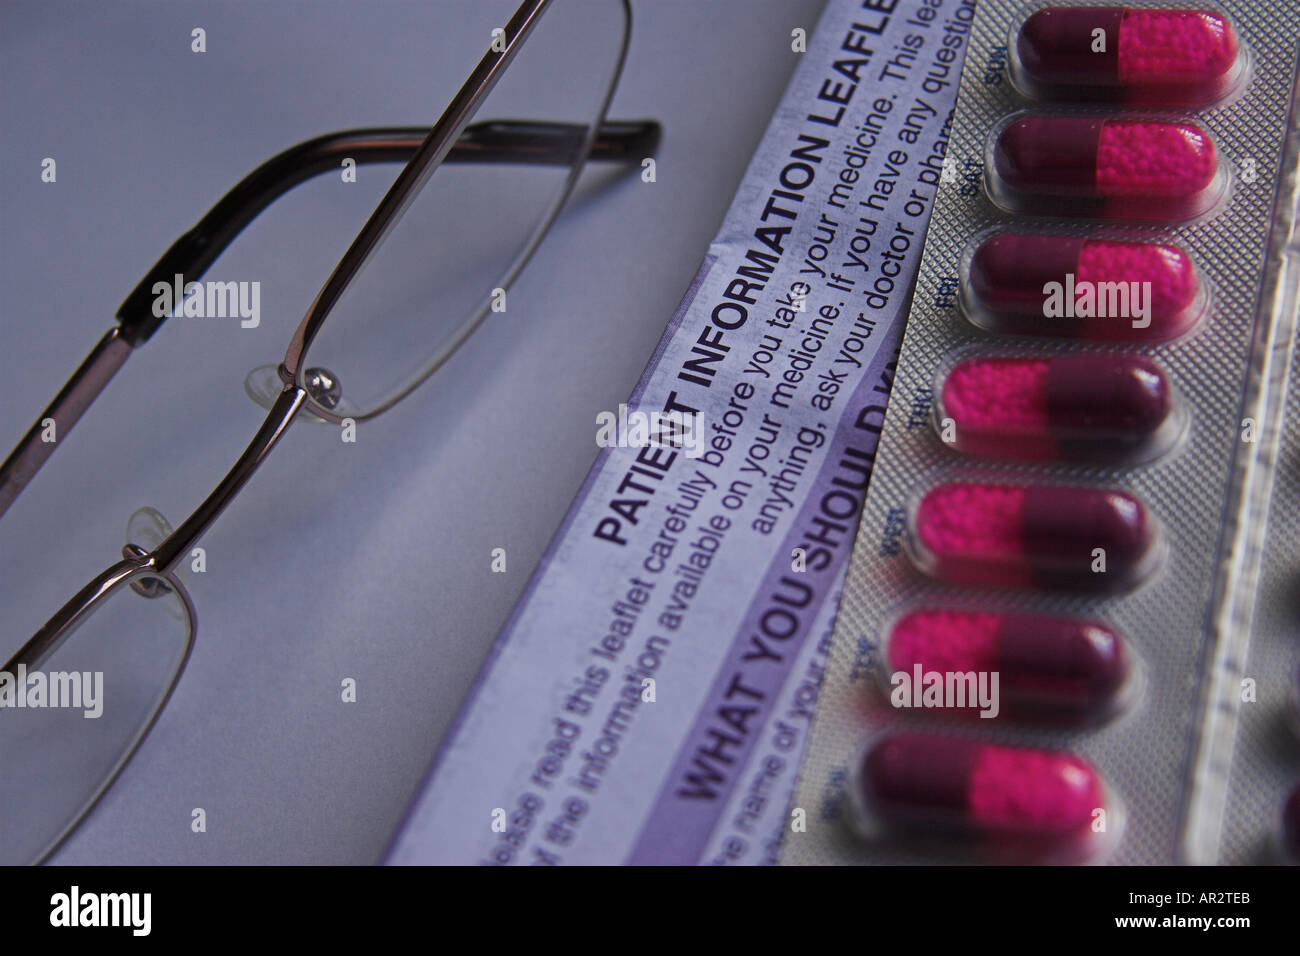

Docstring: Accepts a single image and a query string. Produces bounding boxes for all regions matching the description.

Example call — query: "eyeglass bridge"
[121,544,174,599]
[120,507,188,612]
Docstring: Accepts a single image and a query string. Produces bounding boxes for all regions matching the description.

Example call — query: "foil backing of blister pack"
[1218,351,1300,863]
[1215,106,1300,863]
[784,0,1300,865]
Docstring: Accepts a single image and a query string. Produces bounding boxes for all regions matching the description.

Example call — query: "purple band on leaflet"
[624,330,899,864]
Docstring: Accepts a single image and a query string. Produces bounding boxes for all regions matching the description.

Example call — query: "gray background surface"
[0,0,825,864]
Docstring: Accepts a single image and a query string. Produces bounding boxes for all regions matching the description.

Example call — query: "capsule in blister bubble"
[937,354,1178,462]
[1012,6,1245,106]
[909,482,1160,592]
[988,116,1224,221]
[853,732,1112,861]
[963,233,1204,341]
[885,609,1131,723]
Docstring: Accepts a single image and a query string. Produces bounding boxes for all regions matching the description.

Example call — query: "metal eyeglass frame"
[1,0,656,860]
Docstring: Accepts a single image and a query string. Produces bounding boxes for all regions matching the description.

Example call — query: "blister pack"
[785,0,1300,865]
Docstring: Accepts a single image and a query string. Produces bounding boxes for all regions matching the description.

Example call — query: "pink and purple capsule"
[1014,7,1244,106]
[963,233,1204,341]
[989,116,1223,221]
[938,354,1177,461]
[886,609,1130,722]
[909,482,1159,591]
[855,732,1110,860]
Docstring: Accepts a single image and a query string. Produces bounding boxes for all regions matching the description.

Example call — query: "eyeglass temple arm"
[114,119,659,347]
[0,327,131,521]
[0,119,659,522]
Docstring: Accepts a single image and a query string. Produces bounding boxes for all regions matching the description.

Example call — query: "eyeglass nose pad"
[124,505,173,554]
[243,364,358,424]
[122,506,188,619]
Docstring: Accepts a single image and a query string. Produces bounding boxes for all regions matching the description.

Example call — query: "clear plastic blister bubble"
[875,602,1145,726]
[985,111,1230,222]
[845,730,1125,864]
[904,478,1166,593]
[931,342,1189,463]
[1005,1,1252,108]
[784,0,1300,866]
[959,227,1212,342]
